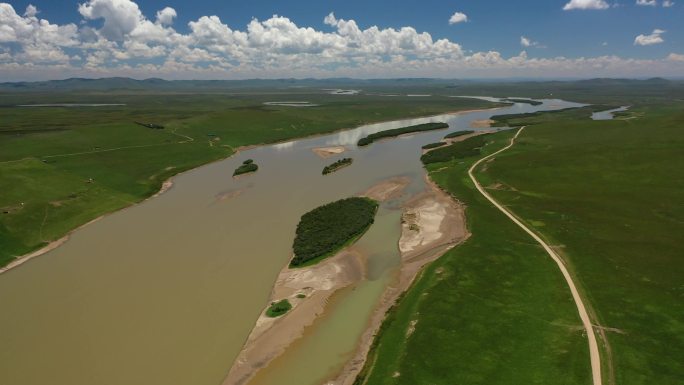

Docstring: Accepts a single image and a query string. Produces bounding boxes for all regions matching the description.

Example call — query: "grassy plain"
[0,90,496,267]
[482,103,684,384]
[359,100,684,385]
[359,130,591,385]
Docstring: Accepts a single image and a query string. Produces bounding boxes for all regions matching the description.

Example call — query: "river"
[0,98,582,385]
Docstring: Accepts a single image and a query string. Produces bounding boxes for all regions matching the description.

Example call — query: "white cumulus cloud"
[662,0,674,6]
[636,0,657,6]
[0,1,683,80]
[667,53,684,61]
[521,36,533,47]
[0,3,78,63]
[448,12,468,25]
[78,0,144,41]
[156,7,176,26]
[563,0,610,10]
[634,29,665,45]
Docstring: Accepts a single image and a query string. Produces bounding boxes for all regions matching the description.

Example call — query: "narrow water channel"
[0,98,582,385]
[591,106,630,120]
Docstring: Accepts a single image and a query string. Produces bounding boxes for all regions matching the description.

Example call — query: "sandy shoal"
[223,175,469,385]
[359,176,411,202]
[330,177,469,385]
[470,119,495,128]
[312,146,347,159]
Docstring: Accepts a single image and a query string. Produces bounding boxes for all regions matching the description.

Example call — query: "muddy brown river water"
[0,98,581,385]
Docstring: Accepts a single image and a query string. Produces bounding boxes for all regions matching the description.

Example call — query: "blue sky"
[0,0,683,80]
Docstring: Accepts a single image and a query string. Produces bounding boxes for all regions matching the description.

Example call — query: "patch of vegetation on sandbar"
[503,98,543,106]
[444,130,474,139]
[322,158,353,175]
[421,142,447,150]
[265,299,292,317]
[291,197,378,267]
[490,105,618,127]
[420,134,490,164]
[233,159,258,176]
[357,122,449,147]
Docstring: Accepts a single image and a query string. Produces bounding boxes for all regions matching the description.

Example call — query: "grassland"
[0,91,497,267]
[359,101,684,385]
[420,134,490,164]
[358,129,591,385]
[481,104,684,384]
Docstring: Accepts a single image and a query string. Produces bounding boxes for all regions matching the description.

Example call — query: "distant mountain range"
[0,77,680,91]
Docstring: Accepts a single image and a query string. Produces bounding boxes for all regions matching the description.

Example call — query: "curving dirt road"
[468,126,602,385]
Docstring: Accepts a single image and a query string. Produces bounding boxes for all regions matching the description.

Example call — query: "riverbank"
[332,177,469,385]
[223,175,468,385]
[0,179,177,275]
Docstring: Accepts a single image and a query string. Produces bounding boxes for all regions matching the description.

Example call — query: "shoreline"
[421,129,498,156]
[330,176,469,385]
[222,176,469,385]
[0,180,176,275]
[2,104,502,275]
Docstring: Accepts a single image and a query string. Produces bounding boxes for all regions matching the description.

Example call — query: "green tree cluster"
[357,122,449,146]
[233,160,258,176]
[444,130,474,139]
[322,158,353,174]
[266,299,292,317]
[421,142,447,150]
[291,197,378,267]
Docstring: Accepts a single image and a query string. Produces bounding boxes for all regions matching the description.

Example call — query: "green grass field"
[482,104,684,384]
[0,91,497,267]
[358,130,591,385]
[358,101,683,385]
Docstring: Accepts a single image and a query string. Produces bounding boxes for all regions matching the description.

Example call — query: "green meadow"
[483,104,684,384]
[359,100,684,384]
[359,129,591,385]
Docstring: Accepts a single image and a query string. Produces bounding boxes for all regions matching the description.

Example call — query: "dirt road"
[468,126,602,385]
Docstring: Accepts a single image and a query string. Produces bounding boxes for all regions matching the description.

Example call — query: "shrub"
[266,299,292,317]
[233,163,258,176]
